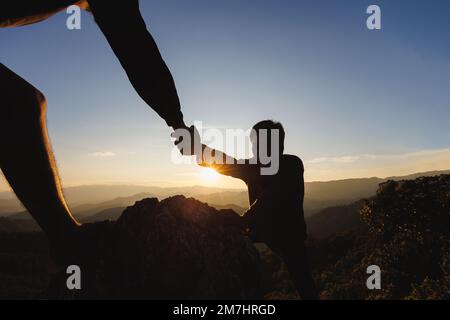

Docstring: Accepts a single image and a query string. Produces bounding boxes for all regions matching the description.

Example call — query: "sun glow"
[200,167,220,184]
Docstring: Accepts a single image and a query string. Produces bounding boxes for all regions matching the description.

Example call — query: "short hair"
[252,120,285,154]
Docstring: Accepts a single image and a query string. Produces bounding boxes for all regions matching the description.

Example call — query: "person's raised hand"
[171,125,201,156]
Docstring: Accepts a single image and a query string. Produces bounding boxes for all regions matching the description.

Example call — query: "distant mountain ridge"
[1,170,448,221]
[305,170,450,203]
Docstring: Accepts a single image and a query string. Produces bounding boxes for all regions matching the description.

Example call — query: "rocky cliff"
[50,196,262,299]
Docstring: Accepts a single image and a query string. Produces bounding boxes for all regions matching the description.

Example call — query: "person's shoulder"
[282,154,304,171]
[282,154,303,164]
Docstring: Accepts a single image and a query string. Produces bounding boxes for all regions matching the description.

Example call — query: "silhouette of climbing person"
[174,121,319,300]
[0,0,187,264]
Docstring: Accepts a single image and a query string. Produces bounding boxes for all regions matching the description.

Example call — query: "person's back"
[244,154,307,247]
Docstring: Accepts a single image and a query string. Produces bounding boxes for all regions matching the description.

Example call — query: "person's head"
[250,120,285,159]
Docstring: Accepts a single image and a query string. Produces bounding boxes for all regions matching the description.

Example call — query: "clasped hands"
[171,121,201,157]
[170,121,249,232]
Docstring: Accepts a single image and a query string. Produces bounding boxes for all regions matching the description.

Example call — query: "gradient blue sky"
[1,0,449,190]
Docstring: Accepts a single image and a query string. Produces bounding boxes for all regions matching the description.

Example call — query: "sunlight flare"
[200,167,220,184]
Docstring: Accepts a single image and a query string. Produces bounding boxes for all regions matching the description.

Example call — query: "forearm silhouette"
[197,144,259,180]
[88,0,185,128]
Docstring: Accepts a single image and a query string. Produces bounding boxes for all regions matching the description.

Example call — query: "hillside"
[306,201,365,240]
[313,174,450,299]
[0,174,448,299]
[50,196,262,299]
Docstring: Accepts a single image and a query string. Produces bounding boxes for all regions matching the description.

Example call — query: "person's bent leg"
[0,64,80,246]
[281,243,319,300]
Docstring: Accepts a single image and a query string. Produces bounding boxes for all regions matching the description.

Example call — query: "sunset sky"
[1,0,449,192]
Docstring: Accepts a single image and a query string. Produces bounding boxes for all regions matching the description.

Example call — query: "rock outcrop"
[50,196,261,299]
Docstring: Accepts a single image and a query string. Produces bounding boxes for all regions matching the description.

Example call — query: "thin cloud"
[304,148,450,181]
[88,151,116,157]
[306,149,450,164]
[307,156,360,164]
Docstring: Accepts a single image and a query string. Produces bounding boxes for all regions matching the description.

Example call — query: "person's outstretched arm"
[198,144,251,180]
[88,0,185,128]
[174,126,259,180]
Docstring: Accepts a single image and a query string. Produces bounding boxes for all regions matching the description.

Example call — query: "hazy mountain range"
[0,170,448,235]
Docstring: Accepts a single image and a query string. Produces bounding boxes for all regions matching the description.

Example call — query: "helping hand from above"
[171,124,202,156]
